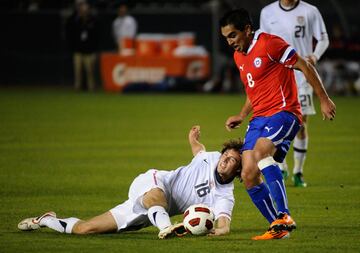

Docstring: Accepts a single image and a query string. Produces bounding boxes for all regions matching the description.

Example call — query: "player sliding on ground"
[18,126,243,239]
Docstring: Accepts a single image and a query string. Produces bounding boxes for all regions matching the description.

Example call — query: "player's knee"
[241,168,261,188]
[142,188,168,210]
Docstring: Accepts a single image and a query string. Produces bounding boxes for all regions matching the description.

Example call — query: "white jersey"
[260,0,328,58]
[260,1,327,115]
[112,15,137,43]
[161,151,234,220]
[110,151,235,232]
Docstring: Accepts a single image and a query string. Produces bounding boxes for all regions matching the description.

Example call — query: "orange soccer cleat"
[270,213,296,232]
[252,228,290,240]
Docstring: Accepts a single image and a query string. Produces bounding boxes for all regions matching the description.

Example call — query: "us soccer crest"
[297,16,305,25]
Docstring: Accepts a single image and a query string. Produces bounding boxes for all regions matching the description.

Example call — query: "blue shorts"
[242,111,301,162]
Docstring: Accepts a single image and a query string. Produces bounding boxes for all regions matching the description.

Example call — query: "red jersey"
[234,31,302,122]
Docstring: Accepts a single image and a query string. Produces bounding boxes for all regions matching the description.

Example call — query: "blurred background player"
[65,0,99,91]
[260,0,330,187]
[18,126,243,238]
[112,1,137,55]
[220,8,335,240]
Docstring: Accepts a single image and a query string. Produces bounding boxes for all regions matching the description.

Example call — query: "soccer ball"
[183,204,215,235]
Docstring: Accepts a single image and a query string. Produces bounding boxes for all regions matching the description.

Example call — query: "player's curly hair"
[221,138,243,181]
[221,138,243,154]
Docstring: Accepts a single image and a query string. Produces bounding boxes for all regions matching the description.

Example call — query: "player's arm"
[306,9,329,65]
[306,37,329,65]
[225,96,252,131]
[188,125,205,156]
[293,55,336,120]
[208,216,231,236]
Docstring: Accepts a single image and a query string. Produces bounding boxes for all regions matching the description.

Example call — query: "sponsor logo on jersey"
[253,57,262,68]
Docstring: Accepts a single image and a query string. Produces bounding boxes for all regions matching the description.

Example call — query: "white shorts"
[109,169,167,232]
[295,71,316,116]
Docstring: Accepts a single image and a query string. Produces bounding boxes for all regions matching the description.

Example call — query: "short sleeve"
[266,35,298,67]
[213,182,234,220]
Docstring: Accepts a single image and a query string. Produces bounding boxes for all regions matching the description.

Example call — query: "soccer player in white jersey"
[18,126,243,239]
[260,0,330,187]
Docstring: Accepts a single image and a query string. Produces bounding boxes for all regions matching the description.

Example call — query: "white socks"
[40,216,80,234]
[293,136,308,174]
[147,206,171,231]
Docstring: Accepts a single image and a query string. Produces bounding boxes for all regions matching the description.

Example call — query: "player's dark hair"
[221,138,243,181]
[219,8,253,31]
[221,138,243,154]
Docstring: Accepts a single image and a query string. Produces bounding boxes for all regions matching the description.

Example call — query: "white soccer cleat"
[18,211,56,231]
[158,223,187,239]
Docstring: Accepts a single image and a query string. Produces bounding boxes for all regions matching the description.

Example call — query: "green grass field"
[1,87,360,253]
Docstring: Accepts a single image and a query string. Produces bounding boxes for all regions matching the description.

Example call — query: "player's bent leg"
[142,188,177,238]
[241,151,262,189]
[72,211,118,234]
[242,151,277,224]
[142,188,168,210]
[257,155,290,214]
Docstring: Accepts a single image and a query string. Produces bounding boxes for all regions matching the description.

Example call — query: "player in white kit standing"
[260,0,329,187]
[18,126,243,238]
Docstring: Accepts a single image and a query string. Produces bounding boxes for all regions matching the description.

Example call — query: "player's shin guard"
[258,157,289,215]
[247,182,277,223]
[40,216,80,233]
[148,206,172,231]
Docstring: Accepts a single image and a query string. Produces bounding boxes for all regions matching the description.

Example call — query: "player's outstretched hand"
[189,125,201,141]
[320,97,336,121]
[225,115,243,131]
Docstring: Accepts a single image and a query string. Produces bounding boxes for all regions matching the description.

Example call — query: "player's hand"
[189,125,201,141]
[320,97,336,121]
[305,55,317,66]
[207,228,227,236]
[225,115,243,131]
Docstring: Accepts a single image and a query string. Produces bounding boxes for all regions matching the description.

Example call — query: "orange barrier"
[160,35,178,57]
[119,37,135,56]
[100,53,210,92]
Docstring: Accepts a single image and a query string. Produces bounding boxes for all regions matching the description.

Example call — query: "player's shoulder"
[299,1,320,13]
[261,1,279,13]
[194,151,220,160]
[257,31,280,44]
[204,151,221,159]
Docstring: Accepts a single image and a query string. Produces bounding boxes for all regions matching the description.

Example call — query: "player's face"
[217,149,241,181]
[221,24,252,53]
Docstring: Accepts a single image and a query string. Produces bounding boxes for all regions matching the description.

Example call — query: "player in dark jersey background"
[220,8,335,240]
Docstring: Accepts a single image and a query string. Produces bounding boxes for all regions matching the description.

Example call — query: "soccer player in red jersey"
[220,8,336,240]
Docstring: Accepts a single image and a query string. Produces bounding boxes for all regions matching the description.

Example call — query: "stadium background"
[0,1,360,253]
[0,0,359,92]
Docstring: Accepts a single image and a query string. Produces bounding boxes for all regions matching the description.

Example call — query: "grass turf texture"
[0,87,359,253]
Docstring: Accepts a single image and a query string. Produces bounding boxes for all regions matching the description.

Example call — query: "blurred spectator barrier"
[101,32,210,92]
